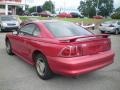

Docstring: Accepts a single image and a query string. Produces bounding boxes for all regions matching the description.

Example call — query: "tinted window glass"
[19,24,35,35]
[117,22,120,25]
[44,21,92,38]
[33,27,40,37]
[1,16,16,21]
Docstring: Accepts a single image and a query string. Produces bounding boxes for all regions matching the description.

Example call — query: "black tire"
[0,27,2,32]
[115,29,119,35]
[34,53,53,80]
[6,40,14,55]
[100,31,105,34]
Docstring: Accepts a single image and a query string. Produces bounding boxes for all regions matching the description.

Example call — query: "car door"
[0,17,2,30]
[20,24,41,61]
[11,24,36,58]
[18,24,38,59]
[117,21,120,31]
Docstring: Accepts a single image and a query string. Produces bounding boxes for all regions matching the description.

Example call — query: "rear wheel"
[100,31,105,34]
[35,53,53,80]
[115,29,119,35]
[6,40,14,55]
[0,26,2,32]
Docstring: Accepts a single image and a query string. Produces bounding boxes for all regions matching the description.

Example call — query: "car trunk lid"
[58,34,111,57]
[80,38,111,55]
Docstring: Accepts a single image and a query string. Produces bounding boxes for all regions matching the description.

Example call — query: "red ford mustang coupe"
[5,20,115,80]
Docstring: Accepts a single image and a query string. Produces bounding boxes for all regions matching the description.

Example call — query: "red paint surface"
[6,22,115,76]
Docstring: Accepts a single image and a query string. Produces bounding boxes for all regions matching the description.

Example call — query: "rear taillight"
[59,46,82,57]
[105,39,111,51]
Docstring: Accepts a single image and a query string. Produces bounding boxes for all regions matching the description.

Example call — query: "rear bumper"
[47,50,115,76]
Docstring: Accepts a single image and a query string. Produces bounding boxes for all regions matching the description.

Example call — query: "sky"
[22,0,120,9]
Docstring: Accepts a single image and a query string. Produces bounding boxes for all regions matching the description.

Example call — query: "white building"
[0,0,25,15]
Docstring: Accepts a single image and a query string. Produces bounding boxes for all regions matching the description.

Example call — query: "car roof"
[32,19,66,24]
[24,19,72,26]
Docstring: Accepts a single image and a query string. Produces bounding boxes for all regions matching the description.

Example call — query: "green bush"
[111,12,120,19]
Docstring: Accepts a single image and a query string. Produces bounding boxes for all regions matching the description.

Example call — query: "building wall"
[0,0,21,2]
[0,0,22,15]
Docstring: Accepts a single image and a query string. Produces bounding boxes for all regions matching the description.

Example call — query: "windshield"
[44,21,92,38]
[103,21,117,24]
[1,16,16,21]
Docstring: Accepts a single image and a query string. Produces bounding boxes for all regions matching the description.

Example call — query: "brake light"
[59,46,82,57]
[104,39,111,51]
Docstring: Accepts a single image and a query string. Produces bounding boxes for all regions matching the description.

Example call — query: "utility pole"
[36,0,37,12]
[64,0,65,12]
[50,0,52,13]
[96,0,99,15]
[5,0,8,15]
[36,6,37,12]
[23,0,26,11]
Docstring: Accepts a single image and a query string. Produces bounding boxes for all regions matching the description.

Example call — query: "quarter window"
[33,27,40,37]
[117,22,120,25]
[19,24,35,35]
[19,24,40,37]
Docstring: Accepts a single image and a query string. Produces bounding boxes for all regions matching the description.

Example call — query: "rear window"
[44,21,92,38]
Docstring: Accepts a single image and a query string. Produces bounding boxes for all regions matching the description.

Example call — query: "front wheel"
[0,26,2,32]
[35,53,53,80]
[6,40,14,55]
[100,31,105,34]
[115,29,119,35]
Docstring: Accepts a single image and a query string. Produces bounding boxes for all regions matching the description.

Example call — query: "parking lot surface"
[0,32,120,90]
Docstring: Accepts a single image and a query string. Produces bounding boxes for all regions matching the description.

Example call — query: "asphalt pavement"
[0,31,120,90]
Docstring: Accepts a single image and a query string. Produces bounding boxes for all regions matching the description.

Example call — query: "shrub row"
[111,12,120,19]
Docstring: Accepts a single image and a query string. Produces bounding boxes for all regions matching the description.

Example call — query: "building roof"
[0,0,24,5]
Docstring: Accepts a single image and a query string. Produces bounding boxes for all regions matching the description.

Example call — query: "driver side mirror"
[12,31,18,35]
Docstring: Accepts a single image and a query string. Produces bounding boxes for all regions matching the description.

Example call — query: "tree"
[78,0,114,17]
[111,7,120,19]
[42,0,55,13]
[98,0,114,17]
[28,6,36,13]
[28,6,43,13]
[37,6,43,13]
[78,1,87,16]
[16,6,24,15]
[115,7,120,12]
[78,0,96,18]
[85,0,96,17]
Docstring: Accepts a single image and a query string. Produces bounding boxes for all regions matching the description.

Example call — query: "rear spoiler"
[95,34,110,38]
[58,34,110,43]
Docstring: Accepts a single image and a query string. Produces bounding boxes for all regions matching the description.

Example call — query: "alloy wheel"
[35,53,53,80]
[115,29,119,35]
[6,41,11,54]
[6,40,14,55]
[36,57,46,76]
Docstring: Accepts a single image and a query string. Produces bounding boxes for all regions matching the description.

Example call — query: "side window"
[19,24,35,35]
[33,26,41,37]
[117,22,120,25]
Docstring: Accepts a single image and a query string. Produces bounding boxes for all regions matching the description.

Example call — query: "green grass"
[19,16,112,25]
